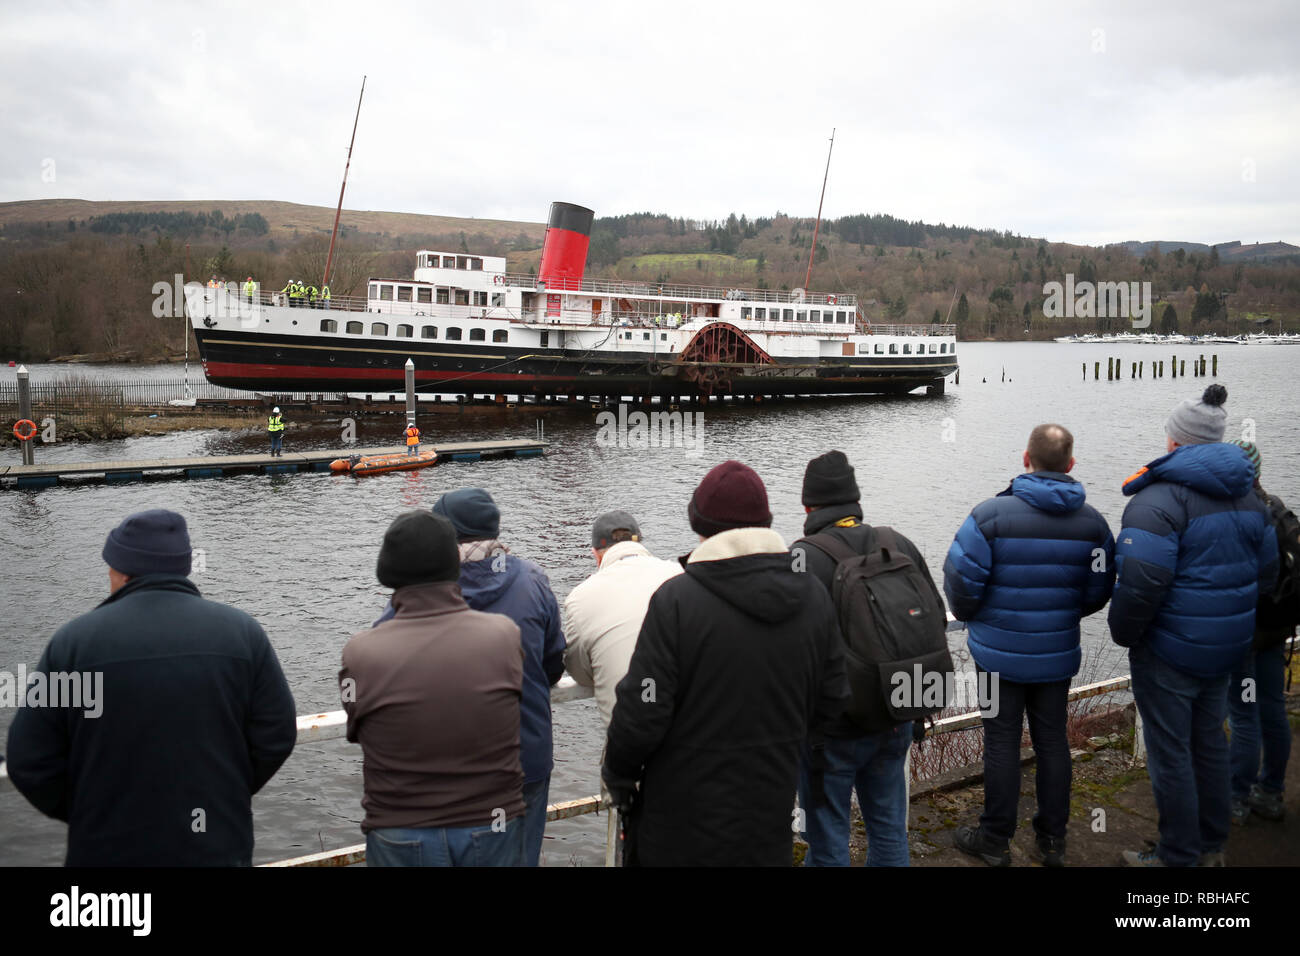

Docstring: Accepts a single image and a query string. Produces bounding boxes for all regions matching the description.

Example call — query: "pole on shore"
[17,364,34,466]
[405,359,415,428]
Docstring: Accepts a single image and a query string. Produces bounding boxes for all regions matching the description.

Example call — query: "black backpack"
[1257,493,1300,648]
[805,527,955,733]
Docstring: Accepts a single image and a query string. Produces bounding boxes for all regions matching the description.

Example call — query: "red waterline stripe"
[201,362,584,383]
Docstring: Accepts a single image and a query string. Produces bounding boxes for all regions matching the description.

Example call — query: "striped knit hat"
[1228,439,1262,482]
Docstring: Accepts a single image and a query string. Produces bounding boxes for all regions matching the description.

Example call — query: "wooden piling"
[1212,354,1218,376]
[1107,357,1113,381]
[1094,361,1100,380]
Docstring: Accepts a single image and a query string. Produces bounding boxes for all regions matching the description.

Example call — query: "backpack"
[1256,493,1300,648]
[805,527,955,733]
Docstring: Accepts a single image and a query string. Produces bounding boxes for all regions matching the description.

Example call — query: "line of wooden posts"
[1084,354,1219,381]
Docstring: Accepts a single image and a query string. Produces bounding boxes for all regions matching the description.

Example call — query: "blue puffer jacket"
[375,555,564,783]
[943,472,1115,683]
[1108,443,1278,677]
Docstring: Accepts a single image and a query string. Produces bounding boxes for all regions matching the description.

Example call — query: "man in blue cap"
[5,509,297,865]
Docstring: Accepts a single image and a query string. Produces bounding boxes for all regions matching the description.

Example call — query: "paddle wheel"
[676,322,775,396]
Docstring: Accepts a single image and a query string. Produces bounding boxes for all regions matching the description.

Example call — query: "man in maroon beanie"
[602,460,848,865]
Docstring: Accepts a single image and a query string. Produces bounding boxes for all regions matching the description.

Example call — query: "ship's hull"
[194,327,956,397]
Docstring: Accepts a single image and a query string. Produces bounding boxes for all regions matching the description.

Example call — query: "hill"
[0,199,545,246]
[1111,239,1300,263]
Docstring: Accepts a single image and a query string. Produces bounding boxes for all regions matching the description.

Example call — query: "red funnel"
[538,202,594,292]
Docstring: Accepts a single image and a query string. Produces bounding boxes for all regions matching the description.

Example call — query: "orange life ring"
[493,275,505,286]
[826,295,837,306]
[12,419,37,441]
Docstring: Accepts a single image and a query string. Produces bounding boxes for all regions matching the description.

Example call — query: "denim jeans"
[978,669,1071,845]
[408,443,420,456]
[521,774,550,866]
[1129,642,1231,866]
[1228,644,1291,797]
[269,433,283,455]
[365,815,524,866]
[798,723,912,866]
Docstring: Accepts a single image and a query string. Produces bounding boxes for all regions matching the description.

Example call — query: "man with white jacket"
[563,511,683,730]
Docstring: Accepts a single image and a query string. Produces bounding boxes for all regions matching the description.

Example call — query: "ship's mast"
[323,76,366,290]
[803,128,835,293]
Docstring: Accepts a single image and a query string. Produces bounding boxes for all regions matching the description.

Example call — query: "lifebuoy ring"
[12,419,37,441]
[493,275,505,286]
[827,295,837,306]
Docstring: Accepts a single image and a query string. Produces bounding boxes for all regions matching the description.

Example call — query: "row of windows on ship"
[316,318,950,353]
[372,285,502,307]
[740,307,852,323]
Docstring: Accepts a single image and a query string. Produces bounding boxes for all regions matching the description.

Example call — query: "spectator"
[944,425,1115,866]
[1109,386,1277,866]
[792,450,948,867]
[6,509,296,865]
[602,460,847,866]
[374,488,563,866]
[563,510,683,730]
[1225,440,1296,826]
[342,511,525,866]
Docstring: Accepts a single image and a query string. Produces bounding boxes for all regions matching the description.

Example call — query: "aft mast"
[803,128,835,293]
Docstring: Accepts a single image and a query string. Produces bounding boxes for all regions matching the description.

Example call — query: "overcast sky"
[3,0,1297,246]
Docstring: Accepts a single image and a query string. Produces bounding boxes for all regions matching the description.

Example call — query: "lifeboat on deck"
[329,449,438,475]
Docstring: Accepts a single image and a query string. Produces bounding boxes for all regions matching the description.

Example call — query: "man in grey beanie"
[5,509,297,865]
[1109,386,1278,866]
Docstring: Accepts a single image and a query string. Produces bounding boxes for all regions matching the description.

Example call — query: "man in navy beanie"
[5,509,297,865]
[603,460,848,865]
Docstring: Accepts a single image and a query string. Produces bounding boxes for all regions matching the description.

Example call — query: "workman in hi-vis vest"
[268,406,286,457]
[405,422,421,457]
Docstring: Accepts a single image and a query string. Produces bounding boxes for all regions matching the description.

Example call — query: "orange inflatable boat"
[329,449,439,476]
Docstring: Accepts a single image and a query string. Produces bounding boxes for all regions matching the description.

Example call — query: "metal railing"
[501,273,857,308]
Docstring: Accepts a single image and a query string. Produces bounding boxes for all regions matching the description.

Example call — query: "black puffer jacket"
[602,528,847,866]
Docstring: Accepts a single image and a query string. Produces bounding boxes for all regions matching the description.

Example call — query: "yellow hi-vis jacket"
[267,415,285,433]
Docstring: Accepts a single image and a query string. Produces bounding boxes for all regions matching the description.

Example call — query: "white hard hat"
[272,406,281,413]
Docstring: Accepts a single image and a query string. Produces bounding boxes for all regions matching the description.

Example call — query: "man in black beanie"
[342,511,528,866]
[791,450,946,867]
[5,509,297,865]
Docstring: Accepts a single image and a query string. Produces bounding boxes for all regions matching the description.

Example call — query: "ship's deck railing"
[500,273,857,308]
[865,323,957,336]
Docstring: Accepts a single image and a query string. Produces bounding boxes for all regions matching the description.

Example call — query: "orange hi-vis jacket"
[405,425,420,446]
